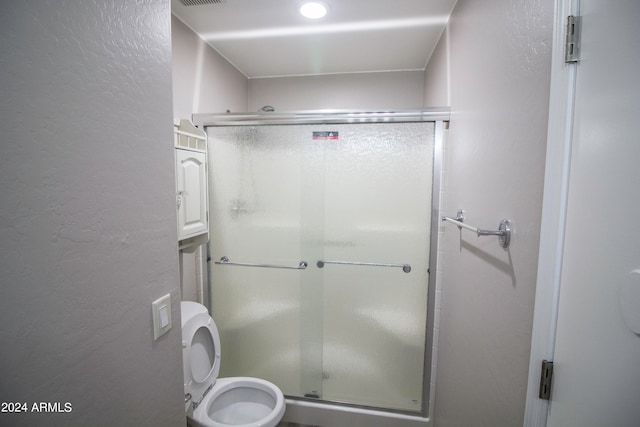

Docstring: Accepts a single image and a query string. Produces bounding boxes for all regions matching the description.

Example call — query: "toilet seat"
[181,301,285,427]
[192,377,285,427]
[182,302,221,407]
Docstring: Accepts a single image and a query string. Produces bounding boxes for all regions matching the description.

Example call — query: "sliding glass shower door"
[208,121,435,412]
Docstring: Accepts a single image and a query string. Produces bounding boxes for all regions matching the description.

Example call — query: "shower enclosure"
[196,110,445,416]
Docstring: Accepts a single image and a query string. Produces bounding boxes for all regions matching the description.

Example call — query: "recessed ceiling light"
[300,2,328,19]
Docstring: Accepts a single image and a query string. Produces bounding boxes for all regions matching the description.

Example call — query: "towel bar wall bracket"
[441,209,512,249]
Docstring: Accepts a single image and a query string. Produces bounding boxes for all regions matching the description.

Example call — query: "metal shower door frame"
[197,108,449,419]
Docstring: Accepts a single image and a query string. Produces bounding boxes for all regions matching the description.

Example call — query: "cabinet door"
[176,149,207,240]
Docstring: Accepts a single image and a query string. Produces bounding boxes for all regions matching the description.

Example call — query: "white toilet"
[181,301,285,427]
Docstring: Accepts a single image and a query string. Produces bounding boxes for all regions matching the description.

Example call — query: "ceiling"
[171,0,458,78]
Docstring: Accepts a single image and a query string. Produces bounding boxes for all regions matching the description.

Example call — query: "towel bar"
[442,209,512,248]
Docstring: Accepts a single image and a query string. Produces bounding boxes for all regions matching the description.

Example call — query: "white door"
[176,149,208,240]
[547,1,640,425]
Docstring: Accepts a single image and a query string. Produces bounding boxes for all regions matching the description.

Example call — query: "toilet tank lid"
[180,301,208,328]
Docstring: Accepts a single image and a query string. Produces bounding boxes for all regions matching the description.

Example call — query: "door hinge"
[565,15,582,63]
[539,360,554,400]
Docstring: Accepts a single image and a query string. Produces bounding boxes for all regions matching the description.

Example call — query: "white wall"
[0,2,185,426]
[423,28,450,107]
[248,71,425,111]
[172,15,249,118]
[424,0,553,426]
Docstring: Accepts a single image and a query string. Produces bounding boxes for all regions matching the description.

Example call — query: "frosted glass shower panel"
[208,122,435,412]
[208,126,305,396]
[319,123,433,411]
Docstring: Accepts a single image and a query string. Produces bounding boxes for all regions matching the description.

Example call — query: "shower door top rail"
[316,259,412,273]
[193,108,450,127]
[215,256,308,270]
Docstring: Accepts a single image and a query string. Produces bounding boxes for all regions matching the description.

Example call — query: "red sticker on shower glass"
[312,131,339,140]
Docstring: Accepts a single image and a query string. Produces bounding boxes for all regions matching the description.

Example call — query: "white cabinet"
[176,148,207,240]
[174,120,208,246]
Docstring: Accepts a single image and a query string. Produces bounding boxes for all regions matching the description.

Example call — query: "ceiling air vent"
[179,0,226,6]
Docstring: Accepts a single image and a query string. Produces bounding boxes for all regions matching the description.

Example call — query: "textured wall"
[425,0,553,426]
[0,1,185,426]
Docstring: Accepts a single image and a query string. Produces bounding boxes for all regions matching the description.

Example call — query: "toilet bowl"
[181,301,285,427]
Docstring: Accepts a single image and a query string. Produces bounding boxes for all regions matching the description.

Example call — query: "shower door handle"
[316,260,412,273]
[215,256,308,270]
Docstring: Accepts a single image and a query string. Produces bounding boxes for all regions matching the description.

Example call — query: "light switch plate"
[152,293,172,340]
